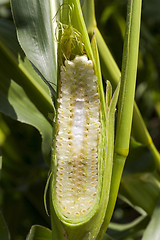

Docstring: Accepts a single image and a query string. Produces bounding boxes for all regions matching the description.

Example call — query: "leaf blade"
[0,20,53,163]
[0,211,10,240]
[142,198,160,240]
[11,0,57,93]
[26,225,52,240]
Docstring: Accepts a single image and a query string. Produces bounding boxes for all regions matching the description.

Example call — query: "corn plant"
[0,0,160,240]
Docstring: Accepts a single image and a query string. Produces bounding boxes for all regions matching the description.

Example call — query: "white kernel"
[87,60,93,67]
[88,200,93,205]
[61,206,67,210]
[75,212,80,216]
[56,182,62,187]
[66,211,71,215]
[81,209,87,214]
[57,194,63,199]
[91,175,98,181]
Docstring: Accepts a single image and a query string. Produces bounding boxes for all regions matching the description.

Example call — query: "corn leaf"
[107,215,149,240]
[120,172,160,216]
[26,225,52,240]
[10,0,58,97]
[0,156,1,179]
[142,197,160,240]
[0,211,10,240]
[123,138,155,175]
[102,234,113,240]
[0,19,53,163]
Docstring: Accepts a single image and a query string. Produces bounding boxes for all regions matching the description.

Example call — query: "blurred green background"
[0,0,160,239]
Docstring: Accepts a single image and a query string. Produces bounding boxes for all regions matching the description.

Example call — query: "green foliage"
[0,0,160,239]
[142,198,160,240]
[26,225,52,240]
[0,19,53,163]
[0,211,10,240]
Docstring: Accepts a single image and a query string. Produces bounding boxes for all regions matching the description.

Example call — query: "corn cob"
[55,55,100,218]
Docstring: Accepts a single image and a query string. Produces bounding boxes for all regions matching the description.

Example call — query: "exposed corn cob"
[55,55,100,218]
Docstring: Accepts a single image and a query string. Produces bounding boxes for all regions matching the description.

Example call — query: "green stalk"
[115,0,141,154]
[97,0,142,238]
[83,0,160,171]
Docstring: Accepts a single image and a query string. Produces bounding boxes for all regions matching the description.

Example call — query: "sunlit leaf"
[0,0,10,4]
[0,19,53,163]
[11,0,57,95]
[107,215,149,240]
[142,197,160,240]
[26,225,52,240]
[0,78,52,163]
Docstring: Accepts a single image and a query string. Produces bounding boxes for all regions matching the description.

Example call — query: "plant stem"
[97,0,142,238]
[115,0,142,153]
[84,0,160,171]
